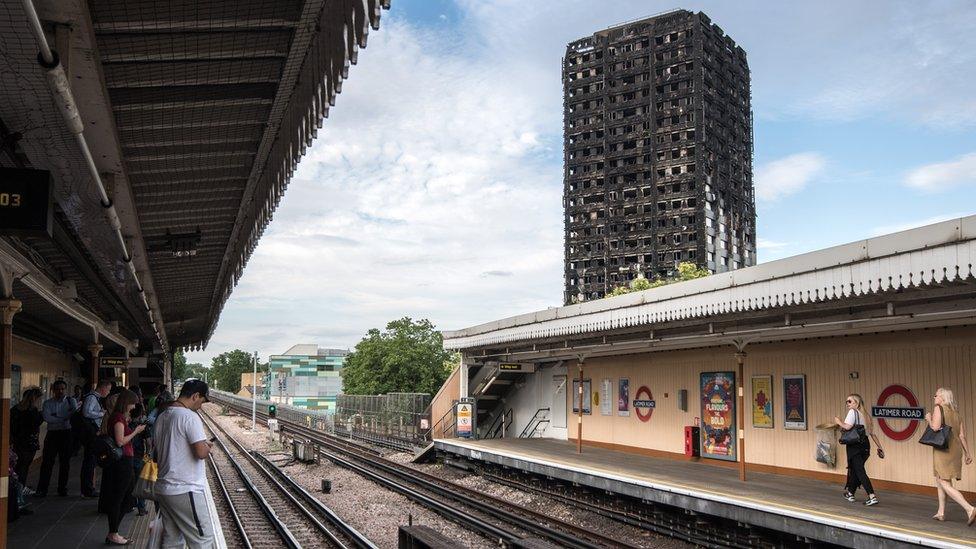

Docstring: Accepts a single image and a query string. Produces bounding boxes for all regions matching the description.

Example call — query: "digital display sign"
[0,168,53,237]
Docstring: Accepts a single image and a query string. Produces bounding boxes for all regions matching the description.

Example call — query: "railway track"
[210,397,636,549]
[202,410,376,549]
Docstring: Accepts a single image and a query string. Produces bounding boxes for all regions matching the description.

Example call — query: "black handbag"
[93,434,123,467]
[919,405,952,450]
[839,410,867,445]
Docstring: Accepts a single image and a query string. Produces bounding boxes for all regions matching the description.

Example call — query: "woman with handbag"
[834,393,884,506]
[100,390,147,545]
[925,388,975,525]
[10,387,44,487]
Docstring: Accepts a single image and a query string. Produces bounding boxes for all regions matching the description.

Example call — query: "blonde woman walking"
[834,393,885,506]
[926,388,975,525]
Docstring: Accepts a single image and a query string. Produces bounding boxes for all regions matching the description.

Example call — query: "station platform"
[8,452,225,548]
[435,437,976,549]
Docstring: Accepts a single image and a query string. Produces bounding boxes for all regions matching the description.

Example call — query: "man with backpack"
[78,380,111,498]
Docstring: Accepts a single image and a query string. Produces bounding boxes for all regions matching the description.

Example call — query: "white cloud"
[903,153,976,192]
[756,238,790,250]
[869,213,965,237]
[754,152,826,202]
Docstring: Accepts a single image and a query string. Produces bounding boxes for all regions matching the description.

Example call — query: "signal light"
[268,404,277,418]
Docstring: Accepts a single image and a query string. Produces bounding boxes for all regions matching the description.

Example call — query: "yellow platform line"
[451,441,976,548]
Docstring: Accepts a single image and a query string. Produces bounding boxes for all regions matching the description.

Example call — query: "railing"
[210,389,334,432]
[483,408,513,439]
[335,392,431,448]
[427,401,457,440]
[519,408,550,438]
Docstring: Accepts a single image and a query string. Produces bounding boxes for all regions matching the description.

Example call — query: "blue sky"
[187,1,976,365]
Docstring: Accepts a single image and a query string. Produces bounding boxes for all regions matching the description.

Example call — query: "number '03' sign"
[0,168,52,237]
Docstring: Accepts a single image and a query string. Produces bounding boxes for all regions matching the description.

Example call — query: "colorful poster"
[572,379,592,415]
[618,378,630,416]
[700,372,736,461]
[783,374,807,430]
[751,375,774,428]
[600,378,612,416]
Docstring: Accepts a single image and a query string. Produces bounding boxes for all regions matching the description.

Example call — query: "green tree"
[604,262,710,298]
[210,350,262,393]
[341,317,455,395]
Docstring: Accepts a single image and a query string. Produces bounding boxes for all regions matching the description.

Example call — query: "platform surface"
[436,437,976,549]
[8,453,152,548]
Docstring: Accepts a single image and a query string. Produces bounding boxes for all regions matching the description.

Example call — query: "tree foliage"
[209,350,263,393]
[341,317,455,396]
[172,350,208,382]
[604,261,711,298]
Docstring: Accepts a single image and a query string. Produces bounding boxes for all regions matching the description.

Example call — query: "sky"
[187,0,976,365]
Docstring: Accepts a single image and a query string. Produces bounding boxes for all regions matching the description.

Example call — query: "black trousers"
[845,446,875,495]
[102,457,135,534]
[13,445,37,486]
[36,430,72,494]
[81,440,99,495]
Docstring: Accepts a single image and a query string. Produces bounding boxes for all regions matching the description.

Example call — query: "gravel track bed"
[389,451,693,549]
[204,404,494,548]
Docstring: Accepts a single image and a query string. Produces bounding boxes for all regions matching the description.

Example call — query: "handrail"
[426,401,457,440]
[519,407,550,438]
[484,408,513,439]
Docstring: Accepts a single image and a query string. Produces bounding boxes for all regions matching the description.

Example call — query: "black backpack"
[70,394,99,444]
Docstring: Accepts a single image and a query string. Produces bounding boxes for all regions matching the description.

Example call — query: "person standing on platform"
[101,390,146,546]
[154,380,215,548]
[834,393,884,506]
[36,380,77,497]
[81,380,112,498]
[10,387,43,488]
[926,388,975,525]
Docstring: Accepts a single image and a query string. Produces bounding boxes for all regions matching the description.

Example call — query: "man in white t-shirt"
[154,380,214,548]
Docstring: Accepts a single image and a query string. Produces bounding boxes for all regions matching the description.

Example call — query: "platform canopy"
[444,215,976,362]
[0,0,389,356]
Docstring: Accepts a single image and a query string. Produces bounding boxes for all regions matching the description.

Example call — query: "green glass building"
[264,344,348,410]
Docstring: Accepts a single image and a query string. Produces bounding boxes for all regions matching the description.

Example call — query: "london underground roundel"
[633,386,656,422]
[873,384,924,441]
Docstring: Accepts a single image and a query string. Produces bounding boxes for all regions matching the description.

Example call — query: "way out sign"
[456,400,474,438]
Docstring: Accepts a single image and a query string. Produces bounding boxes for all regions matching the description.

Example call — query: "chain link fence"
[334,392,431,449]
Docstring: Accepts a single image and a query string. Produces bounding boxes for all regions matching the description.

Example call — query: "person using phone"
[834,393,884,506]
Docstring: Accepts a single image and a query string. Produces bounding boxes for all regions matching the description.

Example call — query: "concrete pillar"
[88,342,103,388]
[458,359,469,400]
[0,297,23,545]
[735,351,747,481]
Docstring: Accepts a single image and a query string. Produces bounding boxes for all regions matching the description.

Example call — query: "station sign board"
[496,362,536,373]
[872,384,923,441]
[456,398,475,438]
[100,357,130,368]
[0,168,53,237]
[633,385,656,423]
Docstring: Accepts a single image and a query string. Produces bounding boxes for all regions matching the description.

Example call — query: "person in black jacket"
[11,388,44,488]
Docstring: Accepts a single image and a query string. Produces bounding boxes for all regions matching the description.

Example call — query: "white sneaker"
[865,496,879,506]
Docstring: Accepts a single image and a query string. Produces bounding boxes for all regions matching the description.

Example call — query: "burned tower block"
[563,10,756,304]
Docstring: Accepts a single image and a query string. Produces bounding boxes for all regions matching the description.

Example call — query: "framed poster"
[751,375,774,428]
[600,378,612,416]
[617,378,630,416]
[572,379,592,415]
[783,374,807,430]
[700,372,736,461]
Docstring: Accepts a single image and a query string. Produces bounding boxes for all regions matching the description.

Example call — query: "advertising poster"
[600,378,612,416]
[751,375,774,428]
[783,374,807,430]
[572,379,592,415]
[618,378,630,416]
[700,372,736,461]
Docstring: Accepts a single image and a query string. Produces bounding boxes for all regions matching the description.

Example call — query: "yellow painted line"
[447,440,976,547]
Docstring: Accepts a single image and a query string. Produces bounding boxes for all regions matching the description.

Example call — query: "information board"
[0,168,52,237]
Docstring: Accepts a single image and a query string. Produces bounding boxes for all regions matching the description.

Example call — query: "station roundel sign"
[633,386,656,423]
[874,384,922,441]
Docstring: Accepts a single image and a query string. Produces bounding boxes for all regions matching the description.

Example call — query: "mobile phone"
[209,437,217,442]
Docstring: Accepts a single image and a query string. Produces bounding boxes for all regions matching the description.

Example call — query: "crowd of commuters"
[7,377,217,546]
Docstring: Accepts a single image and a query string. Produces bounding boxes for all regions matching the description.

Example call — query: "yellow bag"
[134,457,158,501]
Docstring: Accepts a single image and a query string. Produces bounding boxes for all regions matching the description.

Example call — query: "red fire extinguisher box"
[684,426,700,457]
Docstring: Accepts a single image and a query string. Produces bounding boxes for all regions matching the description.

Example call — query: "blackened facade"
[563,10,756,304]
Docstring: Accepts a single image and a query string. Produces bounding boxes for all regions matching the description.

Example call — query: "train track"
[210,397,636,549]
[202,410,376,549]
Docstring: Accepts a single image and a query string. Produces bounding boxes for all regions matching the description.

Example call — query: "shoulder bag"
[919,405,952,450]
[93,433,123,467]
[839,410,867,445]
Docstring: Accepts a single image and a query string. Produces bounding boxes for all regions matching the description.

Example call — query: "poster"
[618,378,630,416]
[700,372,736,461]
[600,378,612,416]
[783,374,807,430]
[456,400,473,438]
[572,379,592,415]
[751,375,774,428]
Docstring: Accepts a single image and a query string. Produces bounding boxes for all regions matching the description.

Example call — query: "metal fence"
[334,392,431,448]
[209,389,334,432]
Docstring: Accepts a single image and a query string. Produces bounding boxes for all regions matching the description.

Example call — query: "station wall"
[11,336,82,404]
[502,325,975,494]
